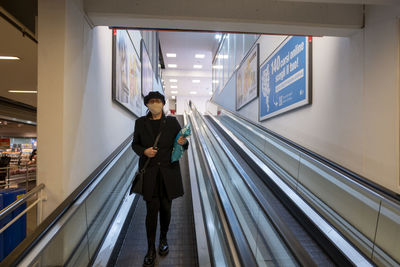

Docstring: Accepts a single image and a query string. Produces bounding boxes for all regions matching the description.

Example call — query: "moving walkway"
[1,107,399,266]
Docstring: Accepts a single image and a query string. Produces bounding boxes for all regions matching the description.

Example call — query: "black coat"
[132,113,189,201]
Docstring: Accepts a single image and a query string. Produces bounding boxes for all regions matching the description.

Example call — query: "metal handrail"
[0,183,45,222]
[206,110,374,266]
[210,101,400,203]
[189,107,258,267]
[1,135,133,266]
[203,115,317,266]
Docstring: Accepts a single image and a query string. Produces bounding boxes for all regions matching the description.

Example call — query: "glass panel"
[229,34,236,78]
[255,211,297,267]
[235,34,244,70]
[190,130,233,266]
[297,155,380,258]
[373,200,400,266]
[222,38,228,87]
[212,107,400,265]
[24,148,138,266]
[244,34,258,53]
[86,149,136,258]
[226,34,232,79]
[217,56,222,94]
[212,65,216,93]
[194,111,297,266]
[32,204,89,266]
[217,112,301,188]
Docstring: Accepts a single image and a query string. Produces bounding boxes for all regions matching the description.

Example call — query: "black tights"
[145,197,172,249]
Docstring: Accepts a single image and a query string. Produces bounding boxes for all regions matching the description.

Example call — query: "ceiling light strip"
[8,90,37,94]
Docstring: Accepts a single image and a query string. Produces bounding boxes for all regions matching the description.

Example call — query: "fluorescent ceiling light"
[8,90,37,94]
[0,56,20,60]
[190,91,197,95]
[192,80,200,83]
[212,65,223,69]
[168,64,177,68]
[172,95,176,99]
[215,34,222,40]
[195,54,205,59]
[217,55,229,59]
[171,85,178,89]
[212,80,219,84]
[171,91,178,94]
[209,92,213,95]
[169,79,178,83]
[193,65,202,69]
[166,53,176,58]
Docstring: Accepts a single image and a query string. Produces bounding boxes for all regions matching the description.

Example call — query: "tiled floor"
[114,116,198,267]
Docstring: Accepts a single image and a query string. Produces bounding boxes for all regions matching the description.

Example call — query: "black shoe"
[143,247,156,267]
[158,238,169,256]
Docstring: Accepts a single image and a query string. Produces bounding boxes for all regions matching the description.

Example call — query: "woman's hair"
[30,149,37,161]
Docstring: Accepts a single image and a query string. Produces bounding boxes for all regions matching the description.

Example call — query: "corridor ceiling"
[0,16,37,107]
[159,31,218,98]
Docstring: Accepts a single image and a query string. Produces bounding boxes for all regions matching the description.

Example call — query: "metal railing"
[0,135,136,267]
[0,164,37,191]
[209,103,400,266]
[0,183,46,235]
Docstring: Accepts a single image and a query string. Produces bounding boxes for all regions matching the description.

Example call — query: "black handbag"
[130,130,163,195]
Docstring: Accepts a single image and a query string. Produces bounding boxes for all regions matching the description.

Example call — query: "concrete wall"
[38,0,136,217]
[213,5,400,194]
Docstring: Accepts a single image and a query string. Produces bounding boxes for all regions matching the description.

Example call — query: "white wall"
[213,5,400,194]
[176,95,210,114]
[38,0,136,217]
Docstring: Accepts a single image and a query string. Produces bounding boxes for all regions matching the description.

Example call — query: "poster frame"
[111,29,143,117]
[236,43,259,111]
[259,36,312,122]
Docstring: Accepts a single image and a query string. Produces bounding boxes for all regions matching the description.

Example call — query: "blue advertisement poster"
[259,36,311,121]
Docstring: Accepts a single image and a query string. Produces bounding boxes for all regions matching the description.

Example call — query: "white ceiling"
[159,31,220,99]
[0,17,37,107]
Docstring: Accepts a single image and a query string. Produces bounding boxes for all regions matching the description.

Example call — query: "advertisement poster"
[141,40,154,97]
[112,30,142,117]
[236,44,259,110]
[259,36,311,121]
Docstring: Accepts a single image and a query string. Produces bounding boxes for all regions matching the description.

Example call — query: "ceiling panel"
[0,16,37,107]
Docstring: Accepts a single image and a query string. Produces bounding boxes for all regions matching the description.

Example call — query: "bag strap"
[140,129,163,173]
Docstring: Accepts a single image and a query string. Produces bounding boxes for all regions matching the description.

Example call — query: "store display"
[3,152,20,166]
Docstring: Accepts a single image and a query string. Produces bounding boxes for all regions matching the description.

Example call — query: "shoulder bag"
[130,130,163,195]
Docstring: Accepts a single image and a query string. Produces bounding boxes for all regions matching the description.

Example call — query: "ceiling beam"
[84,0,364,37]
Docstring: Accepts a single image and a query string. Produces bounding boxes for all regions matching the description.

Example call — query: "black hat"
[144,91,165,105]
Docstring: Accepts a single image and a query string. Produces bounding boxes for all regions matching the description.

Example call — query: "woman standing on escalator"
[131,92,188,267]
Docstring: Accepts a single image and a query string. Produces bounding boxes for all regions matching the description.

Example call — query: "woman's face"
[147,98,164,115]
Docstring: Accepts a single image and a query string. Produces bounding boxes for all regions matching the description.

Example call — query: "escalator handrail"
[1,134,133,267]
[207,113,373,267]
[203,115,318,267]
[189,110,258,267]
[210,101,400,203]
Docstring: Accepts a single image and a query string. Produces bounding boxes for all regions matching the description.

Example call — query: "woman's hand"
[144,147,158,158]
[177,136,187,145]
